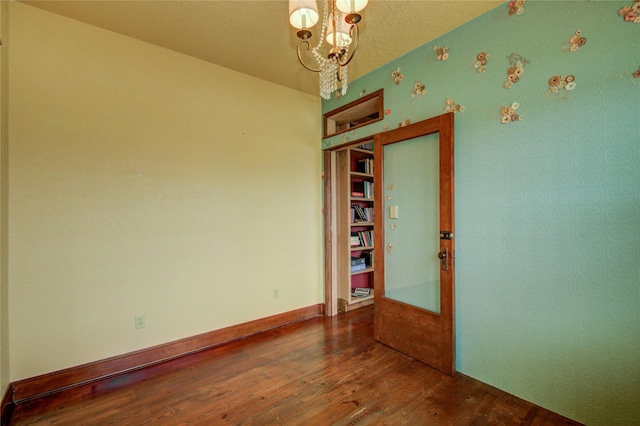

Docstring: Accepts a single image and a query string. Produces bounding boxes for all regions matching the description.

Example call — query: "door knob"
[438,249,449,271]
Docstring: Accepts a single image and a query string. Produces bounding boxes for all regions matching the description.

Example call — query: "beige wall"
[6,2,322,381]
[1,0,9,392]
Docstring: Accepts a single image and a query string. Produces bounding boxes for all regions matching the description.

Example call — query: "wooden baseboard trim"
[1,384,14,426]
[10,304,324,405]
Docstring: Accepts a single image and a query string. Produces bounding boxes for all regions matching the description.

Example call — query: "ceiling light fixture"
[289,0,367,99]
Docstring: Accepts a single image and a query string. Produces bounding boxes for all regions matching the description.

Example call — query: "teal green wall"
[323,1,639,424]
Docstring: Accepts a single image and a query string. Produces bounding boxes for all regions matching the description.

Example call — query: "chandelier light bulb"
[289,0,319,30]
[335,0,368,14]
[325,16,352,47]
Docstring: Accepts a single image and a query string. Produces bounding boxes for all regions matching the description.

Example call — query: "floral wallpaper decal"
[411,80,426,97]
[391,68,404,85]
[385,108,391,115]
[444,98,465,113]
[620,65,640,83]
[508,0,526,16]
[501,102,523,124]
[504,53,529,89]
[548,75,576,93]
[398,119,411,128]
[618,1,640,23]
[475,52,489,73]
[434,45,450,61]
[569,29,587,51]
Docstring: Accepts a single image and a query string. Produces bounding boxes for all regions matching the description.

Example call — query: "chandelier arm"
[336,23,359,67]
[296,40,322,73]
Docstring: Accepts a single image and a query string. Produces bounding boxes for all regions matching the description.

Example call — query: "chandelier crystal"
[289,0,367,99]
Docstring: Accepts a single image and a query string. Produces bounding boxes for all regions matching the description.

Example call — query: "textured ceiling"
[21,0,503,97]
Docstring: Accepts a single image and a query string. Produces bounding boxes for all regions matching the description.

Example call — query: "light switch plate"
[390,205,399,219]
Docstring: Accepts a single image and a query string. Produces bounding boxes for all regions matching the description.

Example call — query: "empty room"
[0,1,638,425]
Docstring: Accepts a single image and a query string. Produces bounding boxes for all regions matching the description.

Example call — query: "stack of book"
[350,257,367,273]
[352,287,372,297]
[352,181,373,199]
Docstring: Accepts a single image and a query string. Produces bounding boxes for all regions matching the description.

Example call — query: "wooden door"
[373,113,455,375]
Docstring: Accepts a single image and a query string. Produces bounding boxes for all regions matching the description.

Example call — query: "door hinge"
[440,231,454,240]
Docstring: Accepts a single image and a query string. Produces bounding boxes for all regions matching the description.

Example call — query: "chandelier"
[289,0,368,99]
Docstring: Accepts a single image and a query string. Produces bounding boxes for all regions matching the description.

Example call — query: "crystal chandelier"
[289,0,368,99]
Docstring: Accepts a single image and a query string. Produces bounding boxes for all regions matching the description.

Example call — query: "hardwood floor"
[10,306,581,425]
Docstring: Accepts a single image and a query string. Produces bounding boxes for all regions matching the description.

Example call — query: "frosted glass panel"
[384,133,440,313]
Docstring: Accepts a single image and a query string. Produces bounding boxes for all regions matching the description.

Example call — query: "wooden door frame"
[323,149,336,316]
[323,137,378,316]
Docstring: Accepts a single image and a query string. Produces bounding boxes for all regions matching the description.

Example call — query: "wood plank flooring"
[10,306,581,425]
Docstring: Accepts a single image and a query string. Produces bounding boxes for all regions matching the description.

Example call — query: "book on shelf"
[355,142,374,151]
[351,230,373,247]
[350,263,367,273]
[364,250,374,268]
[352,181,373,199]
[356,158,374,174]
[351,257,366,266]
[352,287,372,297]
[351,205,373,223]
[351,191,365,198]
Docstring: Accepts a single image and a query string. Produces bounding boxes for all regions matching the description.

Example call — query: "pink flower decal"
[508,0,526,16]
[411,80,426,97]
[444,99,465,113]
[569,29,587,52]
[391,68,404,85]
[548,75,576,93]
[504,53,529,89]
[434,46,450,61]
[618,1,640,23]
[475,52,489,73]
[501,102,523,124]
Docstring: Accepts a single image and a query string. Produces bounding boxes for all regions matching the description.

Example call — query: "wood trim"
[325,134,376,153]
[1,384,14,426]
[438,112,456,372]
[323,150,335,316]
[10,304,323,404]
[323,89,384,138]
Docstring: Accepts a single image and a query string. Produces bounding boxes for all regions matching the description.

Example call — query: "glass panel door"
[383,133,441,313]
[373,112,455,375]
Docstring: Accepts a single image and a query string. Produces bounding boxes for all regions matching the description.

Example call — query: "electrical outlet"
[273,289,279,299]
[135,314,145,329]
